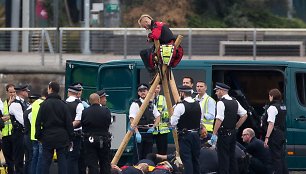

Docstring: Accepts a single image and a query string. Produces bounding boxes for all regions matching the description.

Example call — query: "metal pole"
[188,28,192,59]
[54,0,59,53]
[59,29,63,66]
[253,29,257,60]
[83,0,91,54]
[41,29,45,66]
[22,0,30,53]
[11,0,20,52]
[123,28,127,59]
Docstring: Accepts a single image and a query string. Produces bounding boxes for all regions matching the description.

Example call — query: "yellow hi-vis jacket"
[31,98,44,140]
[201,95,215,132]
[153,95,170,135]
[1,100,12,137]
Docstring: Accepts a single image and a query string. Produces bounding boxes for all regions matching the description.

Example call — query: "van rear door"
[97,62,137,150]
[65,60,101,97]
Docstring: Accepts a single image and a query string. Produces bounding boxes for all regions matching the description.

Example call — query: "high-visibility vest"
[31,98,44,140]
[201,95,215,132]
[153,95,170,135]
[1,100,12,137]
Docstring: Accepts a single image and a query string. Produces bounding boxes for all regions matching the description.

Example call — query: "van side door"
[287,67,306,169]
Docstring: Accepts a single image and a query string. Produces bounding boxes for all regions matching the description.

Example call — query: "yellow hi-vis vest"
[31,98,44,140]
[1,100,12,137]
[201,95,215,132]
[153,95,170,135]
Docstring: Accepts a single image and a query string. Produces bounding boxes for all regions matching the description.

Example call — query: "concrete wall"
[0,73,65,100]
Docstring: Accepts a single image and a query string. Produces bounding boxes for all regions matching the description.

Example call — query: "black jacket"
[35,93,73,148]
[245,137,272,165]
[81,104,111,135]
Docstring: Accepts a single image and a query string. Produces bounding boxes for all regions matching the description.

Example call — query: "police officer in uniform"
[23,93,41,174]
[153,84,170,155]
[81,93,112,174]
[195,81,216,133]
[66,83,85,174]
[170,85,201,174]
[210,82,247,174]
[129,83,160,164]
[96,89,109,107]
[1,84,16,174]
[9,84,30,174]
[263,88,288,174]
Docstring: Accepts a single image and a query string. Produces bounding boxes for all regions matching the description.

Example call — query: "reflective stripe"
[153,95,170,135]
[1,100,12,137]
[31,99,44,140]
[201,95,215,132]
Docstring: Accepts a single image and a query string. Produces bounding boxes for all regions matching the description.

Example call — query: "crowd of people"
[0,82,112,174]
[0,13,289,174]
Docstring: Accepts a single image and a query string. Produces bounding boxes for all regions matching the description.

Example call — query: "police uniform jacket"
[81,104,111,136]
[216,94,247,129]
[266,101,286,131]
[35,93,74,148]
[170,97,201,131]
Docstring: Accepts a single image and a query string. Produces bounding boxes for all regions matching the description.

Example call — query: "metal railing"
[0,28,306,65]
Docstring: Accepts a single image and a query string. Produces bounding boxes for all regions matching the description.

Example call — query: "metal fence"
[0,28,306,65]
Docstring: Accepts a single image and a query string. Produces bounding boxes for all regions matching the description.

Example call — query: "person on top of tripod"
[138,14,183,72]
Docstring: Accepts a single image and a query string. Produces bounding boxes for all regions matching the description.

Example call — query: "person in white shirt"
[195,81,216,133]
[210,82,247,174]
[65,83,84,174]
[129,83,160,164]
[9,84,30,174]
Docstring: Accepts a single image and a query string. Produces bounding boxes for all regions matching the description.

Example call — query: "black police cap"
[70,82,83,90]
[15,84,30,92]
[68,85,82,93]
[214,82,230,91]
[178,85,193,92]
[28,93,41,100]
[96,89,109,97]
[137,83,149,91]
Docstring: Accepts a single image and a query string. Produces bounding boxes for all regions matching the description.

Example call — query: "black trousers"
[11,130,25,174]
[84,138,111,174]
[2,135,14,174]
[178,132,200,174]
[133,133,153,164]
[269,130,288,174]
[24,134,33,174]
[154,133,168,155]
[248,157,272,174]
[216,130,238,174]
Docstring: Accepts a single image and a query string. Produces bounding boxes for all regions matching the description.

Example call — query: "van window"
[296,73,306,106]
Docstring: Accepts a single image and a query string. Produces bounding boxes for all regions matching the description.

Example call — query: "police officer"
[23,93,41,174]
[195,81,216,133]
[96,89,109,107]
[30,88,48,174]
[153,84,170,155]
[170,85,201,174]
[129,83,160,164]
[1,84,16,174]
[81,93,112,174]
[210,82,247,174]
[263,88,288,174]
[9,84,30,174]
[66,83,85,174]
